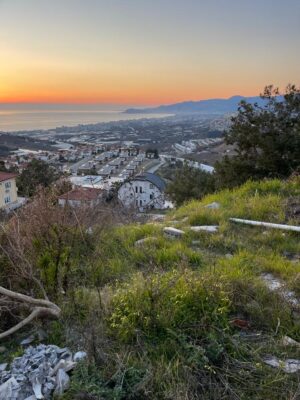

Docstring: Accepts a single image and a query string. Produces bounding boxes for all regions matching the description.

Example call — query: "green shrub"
[110,270,230,343]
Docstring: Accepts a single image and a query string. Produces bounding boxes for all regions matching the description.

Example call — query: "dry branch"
[0,286,61,341]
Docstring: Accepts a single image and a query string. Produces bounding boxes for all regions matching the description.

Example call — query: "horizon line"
[0,94,255,107]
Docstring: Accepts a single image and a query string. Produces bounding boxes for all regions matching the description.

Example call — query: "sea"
[0,105,169,132]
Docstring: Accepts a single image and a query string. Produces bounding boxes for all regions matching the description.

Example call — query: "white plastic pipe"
[229,218,300,233]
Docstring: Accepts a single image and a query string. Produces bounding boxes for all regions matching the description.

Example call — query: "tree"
[166,163,216,205]
[17,159,60,196]
[215,85,300,188]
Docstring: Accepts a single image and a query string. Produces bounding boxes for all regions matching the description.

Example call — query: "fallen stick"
[229,218,300,233]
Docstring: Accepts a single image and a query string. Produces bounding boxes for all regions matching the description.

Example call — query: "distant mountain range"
[125,95,266,115]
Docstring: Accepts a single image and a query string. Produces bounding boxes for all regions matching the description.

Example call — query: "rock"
[163,227,185,238]
[134,237,157,247]
[73,351,87,362]
[20,335,35,346]
[0,364,7,372]
[281,335,300,347]
[0,346,6,354]
[51,359,77,376]
[205,202,220,209]
[30,375,43,399]
[0,377,21,400]
[264,356,300,373]
[190,225,219,233]
[53,369,70,396]
[225,253,233,259]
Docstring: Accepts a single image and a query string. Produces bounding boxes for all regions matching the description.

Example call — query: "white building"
[118,173,166,212]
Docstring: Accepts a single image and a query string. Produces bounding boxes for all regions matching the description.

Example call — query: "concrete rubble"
[0,344,87,400]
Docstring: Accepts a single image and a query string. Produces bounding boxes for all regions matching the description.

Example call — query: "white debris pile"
[0,344,87,400]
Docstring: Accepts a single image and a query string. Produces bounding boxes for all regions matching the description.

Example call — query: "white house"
[118,172,166,211]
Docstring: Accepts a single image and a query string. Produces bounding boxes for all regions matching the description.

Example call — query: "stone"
[163,227,185,238]
[205,202,220,209]
[281,335,300,347]
[134,237,157,247]
[264,356,300,373]
[225,253,233,259]
[0,377,21,400]
[0,347,6,354]
[20,335,35,346]
[190,225,219,233]
[53,369,70,396]
[73,351,87,362]
[0,364,8,372]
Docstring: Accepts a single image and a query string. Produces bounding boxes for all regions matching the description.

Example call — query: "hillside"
[125,95,266,115]
[1,178,300,399]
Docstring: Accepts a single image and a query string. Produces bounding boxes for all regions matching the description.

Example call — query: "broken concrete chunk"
[20,335,35,346]
[51,359,77,376]
[190,225,219,233]
[163,227,185,238]
[0,377,21,400]
[281,335,300,347]
[0,364,7,372]
[264,356,300,373]
[73,351,87,362]
[53,369,70,396]
[205,202,220,209]
[134,237,157,247]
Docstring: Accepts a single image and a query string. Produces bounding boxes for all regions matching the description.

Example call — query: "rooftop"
[58,187,102,201]
[0,172,18,183]
[134,172,166,191]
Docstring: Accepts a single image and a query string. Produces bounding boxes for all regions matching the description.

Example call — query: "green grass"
[53,177,300,399]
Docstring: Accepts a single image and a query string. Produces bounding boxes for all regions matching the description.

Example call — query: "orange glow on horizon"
[0,87,263,106]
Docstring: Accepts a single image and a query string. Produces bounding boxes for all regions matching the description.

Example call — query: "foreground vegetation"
[1,177,300,399]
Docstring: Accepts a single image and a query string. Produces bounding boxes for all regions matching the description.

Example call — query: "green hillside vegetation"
[1,177,300,399]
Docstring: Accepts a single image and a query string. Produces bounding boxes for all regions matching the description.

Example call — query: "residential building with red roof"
[58,187,103,207]
[0,172,19,210]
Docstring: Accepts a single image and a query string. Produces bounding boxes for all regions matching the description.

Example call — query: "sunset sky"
[0,0,299,105]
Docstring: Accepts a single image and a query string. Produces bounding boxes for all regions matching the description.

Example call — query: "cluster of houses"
[58,171,167,212]
[0,169,168,214]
